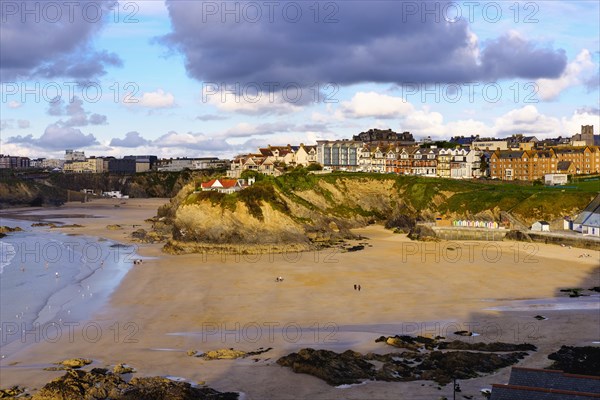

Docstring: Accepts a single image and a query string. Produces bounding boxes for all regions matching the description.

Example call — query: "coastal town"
[2,125,599,183]
[2,0,599,398]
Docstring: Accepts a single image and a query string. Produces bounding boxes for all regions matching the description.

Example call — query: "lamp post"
[453,378,456,400]
[453,378,462,400]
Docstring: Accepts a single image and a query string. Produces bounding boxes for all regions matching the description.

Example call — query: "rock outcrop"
[278,336,536,386]
[547,346,600,376]
[31,368,238,400]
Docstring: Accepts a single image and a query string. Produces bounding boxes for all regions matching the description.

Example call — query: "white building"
[531,221,550,232]
[65,150,85,161]
[472,140,508,151]
[42,159,65,169]
[157,159,194,171]
[103,191,129,199]
[544,174,568,186]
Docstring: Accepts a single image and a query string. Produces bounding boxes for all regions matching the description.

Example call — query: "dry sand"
[1,198,599,399]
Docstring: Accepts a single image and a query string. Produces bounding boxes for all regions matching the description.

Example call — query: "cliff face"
[0,179,66,207]
[174,201,308,245]
[0,170,222,208]
[158,171,597,252]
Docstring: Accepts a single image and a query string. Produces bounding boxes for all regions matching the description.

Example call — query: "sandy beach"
[1,198,598,399]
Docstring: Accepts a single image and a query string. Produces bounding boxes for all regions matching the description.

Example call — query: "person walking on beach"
[354,284,357,290]
[358,284,361,291]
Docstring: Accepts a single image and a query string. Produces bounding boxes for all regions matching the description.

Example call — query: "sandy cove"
[0,198,599,399]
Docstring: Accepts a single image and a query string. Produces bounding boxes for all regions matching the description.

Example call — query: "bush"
[241,170,264,182]
[238,181,289,220]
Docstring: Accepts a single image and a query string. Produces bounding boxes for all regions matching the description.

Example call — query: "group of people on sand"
[578,253,592,258]
[275,276,284,282]
[353,284,362,291]
[133,259,143,265]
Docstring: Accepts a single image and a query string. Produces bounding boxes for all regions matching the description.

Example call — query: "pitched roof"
[553,147,589,154]
[219,179,240,188]
[200,179,217,189]
[557,161,573,171]
[573,194,600,227]
[490,384,600,399]
[490,367,600,400]
[201,178,240,189]
[497,151,526,159]
[509,367,600,393]
[258,148,273,156]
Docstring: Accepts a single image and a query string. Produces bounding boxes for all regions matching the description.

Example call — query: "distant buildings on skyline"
[2,125,599,182]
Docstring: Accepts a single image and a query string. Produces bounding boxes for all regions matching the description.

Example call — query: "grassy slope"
[181,171,599,226]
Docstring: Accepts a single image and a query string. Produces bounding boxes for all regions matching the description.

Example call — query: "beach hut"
[531,221,550,232]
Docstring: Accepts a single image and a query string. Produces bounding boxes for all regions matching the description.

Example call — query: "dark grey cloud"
[110,131,150,148]
[7,124,99,150]
[576,107,600,115]
[89,113,107,125]
[0,120,12,130]
[47,97,64,116]
[584,72,599,92]
[33,50,122,79]
[479,34,566,79]
[5,96,104,149]
[196,114,229,121]
[46,96,107,127]
[161,1,567,89]
[0,119,30,130]
[0,1,122,80]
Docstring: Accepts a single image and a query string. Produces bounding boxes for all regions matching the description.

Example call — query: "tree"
[306,163,323,171]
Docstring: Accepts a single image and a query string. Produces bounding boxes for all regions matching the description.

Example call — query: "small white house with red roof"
[200,178,244,194]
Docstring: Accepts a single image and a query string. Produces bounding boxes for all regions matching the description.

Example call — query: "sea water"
[0,218,138,359]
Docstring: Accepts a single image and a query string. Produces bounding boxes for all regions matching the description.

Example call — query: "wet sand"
[0,198,598,399]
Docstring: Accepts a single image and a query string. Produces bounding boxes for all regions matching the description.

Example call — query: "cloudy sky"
[1,0,598,159]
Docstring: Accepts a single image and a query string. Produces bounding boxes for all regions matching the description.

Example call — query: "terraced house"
[489,146,600,180]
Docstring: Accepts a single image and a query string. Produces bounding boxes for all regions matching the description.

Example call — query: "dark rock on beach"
[278,342,533,386]
[407,225,438,241]
[0,226,23,238]
[547,346,600,376]
[31,368,239,400]
[437,341,537,352]
[0,386,25,398]
[277,348,376,386]
[375,335,437,351]
[32,222,57,228]
[453,331,473,336]
[416,351,529,385]
[384,214,416,233]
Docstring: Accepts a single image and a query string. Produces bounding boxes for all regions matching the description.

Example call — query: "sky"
[0,0,599,159]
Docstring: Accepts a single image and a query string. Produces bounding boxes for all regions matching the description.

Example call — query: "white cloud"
[138,89,176,108]
[403,108,445,136]
[536,49,596,101]
[152,131,232,152]
[340,91,414,119]
[493,105,561,136]
[201,86,299,115]
[560,109,600,136]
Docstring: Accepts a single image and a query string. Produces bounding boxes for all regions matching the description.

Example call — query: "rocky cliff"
[156,170,598,253]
